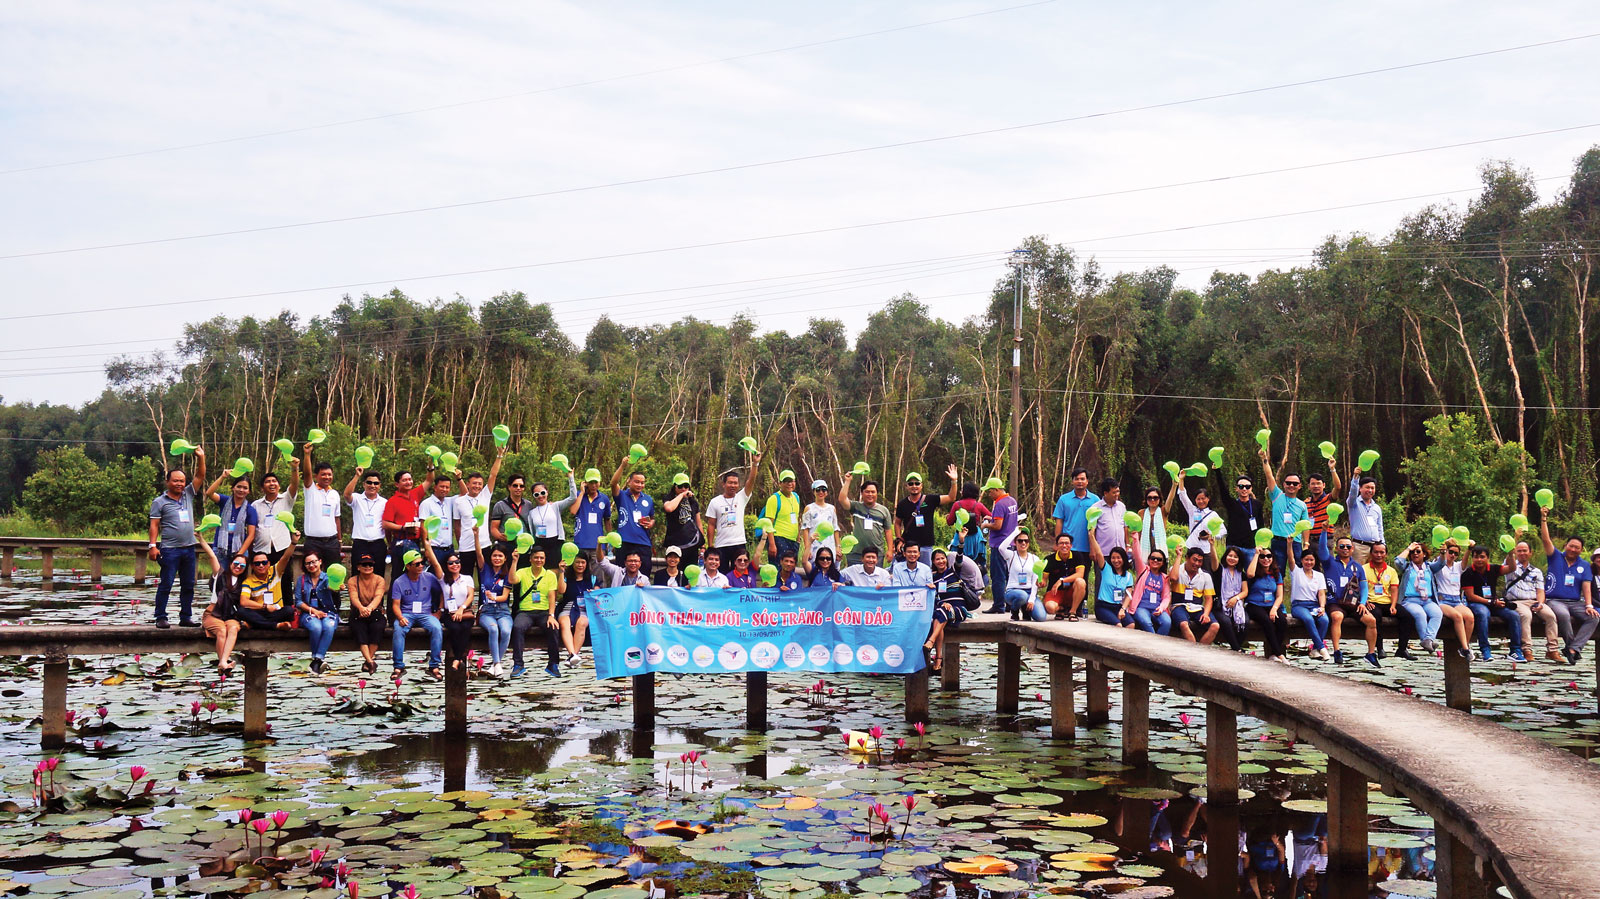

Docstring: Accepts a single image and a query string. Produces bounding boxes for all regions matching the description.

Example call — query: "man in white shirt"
[454,448,504,581]
[595,546,650,588]
[344,466,388,578]
[697,549,731,589]
[418,473,459,559]
[800,479,839,563]
[252,471,296,564]
[890,542,933,588]
[842,548,891,588]
[300,449,344,566]
[704,455,762,564]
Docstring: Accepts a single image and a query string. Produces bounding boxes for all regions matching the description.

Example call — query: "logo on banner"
[899,589,928,611]
[645,643,664,665]
[666,645,690,666]
[751,642,780,669]
[883,645,905,666]
[808,644,832,666]
[624,647,643,669]
[719,642,747,669]
[693,645,715,667]
[856,644,879,665]
[783,642,806,667]
[833,643,854,665]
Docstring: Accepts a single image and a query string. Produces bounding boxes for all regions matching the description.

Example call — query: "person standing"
[894,470,950,567]
[763,469,804,563]
[1089,478,1128,577]
[1538,514,1600,664]
[1211,465,1264,560]
[382,468,433,577]
[944,476,990,573]
[982,476,1020,613]
[1344,462,1384,565]
[204,473,258,560]
[251,471,296,565]
[1173,471,1223,554]
[418,471,460,561]
[300,449,344,566]
[1258,451,1310,572]
[662,473,703,567]
[455,447,505,582]
[1051,468,1099,576]
[150,448,206,628]
[490,474,533,555]
[1304,457,1341,542]
[704,451,763,567]
[799,479,839,564]
[527,473,579,567]
[345,468,388,579]
[610,463,658,577]
[570,468,612,557]
[839,472,893,567]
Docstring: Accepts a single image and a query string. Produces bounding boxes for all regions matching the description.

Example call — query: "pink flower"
[1179,713,1191,727]
[238,809,254,824]
[336,861,350,879]
[1402,686,1413,695]
[700,759,708,769]
[475,656,484,669]
[327,686,338,698]
[896,738,906,749]
[1569,681,1579,690]
[913,722,925,736]
[252,819,270,835]
[271,810,289,829]
[190,701,201,716]
[129,766,147,783]
[403,885,418,899]
[348,881,359,899]
[876,805,892,824]
[94,739,104,750]
[1034,692,1043,701]
[132,653,140,662]
[320,878,334,889]
[204,700,218,712]
[64,710,76,724]
[679,753,689,763]
[44,757,59,771]
[97,706,109,719]
[902,794,918,811]
[357,679,367,690]
[856,737,867,748]
[868,725,883,740]
[841,733,851,745]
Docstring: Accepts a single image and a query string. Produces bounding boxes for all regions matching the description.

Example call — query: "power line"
[0,0,1062,177]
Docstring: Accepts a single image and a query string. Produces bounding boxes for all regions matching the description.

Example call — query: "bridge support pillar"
[88,550,104,584]
[1327,757,1368,877]
[633,673,655,733]
[38,548,54,582]
[1205,701,1238,805]
[1048,654,1075,740]
[133,551,147,585]
[1436,828,1492,899]
[903,668,928,725]
[243,653,268,740]
[1085,662,1109,725]
[747,672,768,732]
[1121,674,1148,763]
[1444,631,1471,712]
[41,654,68,749]
[2,547,13,581]
[940,642,961,690]
[444,661,467,736]
[996,641,1020,715]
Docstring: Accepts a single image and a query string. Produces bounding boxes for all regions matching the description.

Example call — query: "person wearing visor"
[662,473,703,567]
[390,548,445,680]
[570,467,612,557]
[800,479,839,564]
[896,469,953,567]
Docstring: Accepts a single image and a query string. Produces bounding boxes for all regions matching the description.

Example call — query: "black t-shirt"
[896,494,942,547]
[1043,553,1085,593]
[1461,567,1501,602]
[661,492,702,549]
[652,569,687,587]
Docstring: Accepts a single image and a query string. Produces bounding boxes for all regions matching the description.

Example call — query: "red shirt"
[1305,492,1331,536]
[383,486,427,542]
[946,498,992,525]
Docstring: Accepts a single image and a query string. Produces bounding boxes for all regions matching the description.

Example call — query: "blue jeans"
[1133,607,1172,635]
[989,551,1010,606]
[1289,605,1329,650]
[155,544,197,624]
[303,613,339,659]
[1469,602,1523,653]
[1401,597,1442,641]
[1270,536,1302,574]
[393,612,443,671]
[1095,601,1124,626]
[774,536,800,563]
[1003,588,1033,616]
[480,603,513,664]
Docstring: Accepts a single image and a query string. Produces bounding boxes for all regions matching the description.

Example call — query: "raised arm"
[1539,511,1556,558]
[838,471,855,512]
[609,457,628,494]
[942,464,960,507]
[1162,474,1179,517]
[198,540,223,578]
[300,444,316,489]
[484,446,506,495]
[1257,448,1277,496]
[275,528,299,577]
[1326,456,1342,498]
[558,474,579,507]
[204,471,229,505]
[192,447,207,494]
[422,540,444,579]
[341,467,363,501]
[745,450,764,496]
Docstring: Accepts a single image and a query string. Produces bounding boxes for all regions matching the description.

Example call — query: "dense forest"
[5,151,1600,543]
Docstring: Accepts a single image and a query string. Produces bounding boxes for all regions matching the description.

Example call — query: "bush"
[21,448,161,535]
[1399,413,1536,540]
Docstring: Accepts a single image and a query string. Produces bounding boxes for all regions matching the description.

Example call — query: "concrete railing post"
[996,641,1020,715]
[1122,674,1149,764]
[242,653,269,740]
[1085,662,1109,725]
[940,642,961,691]
[2,547,13,581]
[903,668,928,725]
[1436,828,1492,899]
[746,672,768,732]
[1048,653,1076,740]
[39,548,54,582]
[1205,701,1238,805]
[133,550,148,586]
[1327,757,1368,878]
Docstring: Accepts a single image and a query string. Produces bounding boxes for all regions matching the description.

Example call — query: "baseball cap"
[906,471,923,483]
[672,472,690,486]
[402,550,422,566]
[664,545,682,557]
[583,468,602,483]
[983,477,1004,491]
[811,479,828,491]
[779,469,796,481]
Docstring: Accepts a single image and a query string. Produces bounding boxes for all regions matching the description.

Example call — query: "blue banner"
[586,585,934,679]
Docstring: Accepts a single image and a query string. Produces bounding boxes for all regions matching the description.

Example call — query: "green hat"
[516,532,535,553]
[604,532,623,549]
[1326,502,1345,526]
[1294,519,1312,536]
[1535,488,1555,510]
[1030,557,1047,576]
[274,511,295,531]
[325,563,348,590]
[953,509,971,529]
[756,517,773,534]
[422,515,443,533]
[354,445,375,468]
[815,521,836,540]
[425,445,442,461]
[196,513,222,533]
[983,477,1004,491]
[672,472,691,486]
[560,542,579,565]
[1162,461,1181,479]
[905,471,922,483]
[628,443,649,464]
[1123,511,1142,532]
[503,518,523,539]
[440,451,460,471]
[684,564,703,586]
[273,438,295,462]
[1509,512,1529,532]
[1254,428,1272,451]
[1254,528,1272,550]
[758,563,778,587]
[779,469,796,482]
[402,550,422,566]
[168,438,196,456]
[1450,525,1471,546]
[1085,506,1103,528]
[583,468,602,483]
[1430,524,1450,548]
[840,535,859,554]
[1357,449,1380,471]
[1318,440,1337,460]
[1208,446,1225,468]
[1185,462,1208,478]
[738,436,759,454]
[228,457,254,478]
[307,428,327,445]
[491,424,511,447]
[473,504,488,527]
[1498,534,1516,553]
[852,461,871,476]
[550,453,572,474]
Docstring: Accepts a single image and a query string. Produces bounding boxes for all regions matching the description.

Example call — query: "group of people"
[147,439,1598,680]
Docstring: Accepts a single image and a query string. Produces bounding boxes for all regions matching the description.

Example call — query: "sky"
[2,0,1598,404]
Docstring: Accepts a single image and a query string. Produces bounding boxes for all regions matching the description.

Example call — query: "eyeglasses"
[1236,483,1252,490]
[1337,543,1353,550]
[1284,481,1301,487]
[533,491,547,497]
[906,480,921,485]
[447,559,462,565]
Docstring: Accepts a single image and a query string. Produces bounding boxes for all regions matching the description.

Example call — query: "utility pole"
[1008,250,1026,492]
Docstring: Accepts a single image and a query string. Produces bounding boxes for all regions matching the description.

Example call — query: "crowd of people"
[145,438,1600,680]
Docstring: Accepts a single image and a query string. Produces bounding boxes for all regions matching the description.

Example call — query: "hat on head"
[664,545,682,557]
[983,476,1004,491]
[583,468,602,483]
[906,471,923,483]
[672,472,690,486]
[402,550,422,566]
[811,479,829,491]
[779,469,796,481]
[355,554,377,565]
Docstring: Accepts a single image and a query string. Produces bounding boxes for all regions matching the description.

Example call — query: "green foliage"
[1545,500,1600,551]
[20,448,160,535]
[1398,414,1535,539]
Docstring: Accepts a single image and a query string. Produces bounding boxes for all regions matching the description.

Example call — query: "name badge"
[322,503,333,517]
[1566,574,1576,587]
[1248,517,1258,530]
[411,599,426,615]
[722,512,737,526]
[587,512,597,524]
[1017,573,1030,586]
[367,515,378,529]
[178,508,191,523]
[913,514,924,527]
[1282,511,1293,524]
[537,525,551,538]
[1483,587,1493,597]
[789,512,799,525]
[861,519,875,531]
[227,521,236,533]
[632,510,643,522]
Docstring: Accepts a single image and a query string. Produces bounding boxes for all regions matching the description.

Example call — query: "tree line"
[4,149,1600,546]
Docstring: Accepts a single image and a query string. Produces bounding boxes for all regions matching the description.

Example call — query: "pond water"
[2,572,1593,898]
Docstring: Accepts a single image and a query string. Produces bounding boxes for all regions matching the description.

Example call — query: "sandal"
[927,652,941,670]
[429,667,444,681]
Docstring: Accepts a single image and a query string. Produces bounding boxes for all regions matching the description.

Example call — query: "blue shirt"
[1267,486,1310,539]
[1097,563,1133,606]
[390,571,442,616]
[614,489,653,545]
[1051,490,1100,546]
[777,571,804,591]
[1345,479,1384,543]
[1325,557,1368,605]
[1546,553,1592,601]
[1247,573,1280,607]
[573,492,612,549]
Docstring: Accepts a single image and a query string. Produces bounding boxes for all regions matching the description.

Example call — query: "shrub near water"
[21,447,160,534]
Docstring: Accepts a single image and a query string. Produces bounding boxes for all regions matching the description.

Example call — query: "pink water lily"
[64,710,76,725]
[97,706,108,719]
[204,700,218,712]
[128,766,147,783]
[271,810,289,829]
[913,721,925,736]
[326,686,338,698]
[252,818,270,835]
[902,794,918,811]
[895,738,906,750]
[238,809,254,824]
[868,725,883,740]
[190,701,201,716]
[358,679,367,690]
[44,758,59,771]
[336,860,350,879]
[308,847,327,867]
[1179,712,1191,727]
[348,881,359,899]
[403,884,418,899]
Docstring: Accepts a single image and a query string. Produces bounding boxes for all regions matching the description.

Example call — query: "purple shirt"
[987,494,1019,548]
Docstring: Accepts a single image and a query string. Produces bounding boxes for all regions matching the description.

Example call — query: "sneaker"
[311,659,324,674]
[1421,639,1437,654]
[1478,650,1493,662]
[489,662,503,678]
[566,653,581,667]
[1509,650,1528,663]
[1375,647,1387,660]
[511,665,527,677]
[178,619,200,628]
[155,620,171,629]
[544,664,563,678]
[1363,653,1381,669]
[1456,648,1471,660]
[1332,650,1345,665]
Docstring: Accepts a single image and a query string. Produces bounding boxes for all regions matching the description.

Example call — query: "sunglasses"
[251,560,270,567]
[1284,481,1301,487]
[447,559,462,565]
[230,560,247,569]
[532,491,547,497]
[1236,483,1252,490]
[1145,494,1160,501]
[1337,543,1353,550]
[358,562,374,568]
[906,480,921,485]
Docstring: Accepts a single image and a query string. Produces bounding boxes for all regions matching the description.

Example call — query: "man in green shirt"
[763,469,803,562]
[840,472,892,567]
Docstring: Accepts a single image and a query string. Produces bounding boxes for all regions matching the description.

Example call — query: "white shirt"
[801,502,839,559]
[704,490,750,548]
[1290,568,1327,606]
[302,484,342,538]
[349,493,388,541]
[527,499,565,541]
[442,575,475,613]
[698,572,731,590]
[457,489,492,552]
[1177,491,1223,551]
[419,494,457,547]
[1435,559,1463,597]
[842,564,891,588]
[251,495,293,552]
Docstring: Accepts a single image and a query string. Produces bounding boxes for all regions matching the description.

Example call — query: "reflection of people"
[1290,814,1327,897]
[1244,824,1284,898]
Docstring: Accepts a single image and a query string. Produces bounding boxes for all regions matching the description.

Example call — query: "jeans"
[774,536,800,563]
[1548,597,1600,653]
[1270,536,1302,574]
[1003,588,1033,616]
[155,545,197,624]
[303,613,339,659]
[480,603,512,664]
[1094,601,1124,626]
[989,551,1010,605]
[1132,607,1172,635]
[1400,597,1442,642]
[1245,603,1288,657]
[393,611,443,671]
[1468,603,1522,653]
[513,610,559,669]
[1289,605,1329,650]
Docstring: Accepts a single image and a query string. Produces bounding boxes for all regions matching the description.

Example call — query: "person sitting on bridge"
[1243,549,1289,661]
[554,552,597,668]
[890,541,932,588]
[390,548,445,680]
[774,553,804,591]
[196,540,243,677]
[1286,548,1331,661]
[1463,544,1525,663]
[238,528,298,632]
[596,546,651,589]
[346,553,388,675]
[995,527,1043,621]
[508,546,563,678]
[1314,530,1379,667]
[1041,533,1087,621]
[1086,536,1135,627]
[1170,547,1220,645]
[924,547,981,670]
[293,548,342,675]
[1538,513,1600,665]
[1121,541,1172,636]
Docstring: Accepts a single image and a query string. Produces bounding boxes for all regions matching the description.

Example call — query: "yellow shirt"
[514,567,557,613]
[241,574,283,611]
[1363,563,1398,605]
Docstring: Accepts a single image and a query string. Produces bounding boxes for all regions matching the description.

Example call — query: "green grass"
[0,513,145,541]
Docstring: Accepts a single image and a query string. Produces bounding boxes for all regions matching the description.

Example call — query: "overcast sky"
[3,1,1598,404]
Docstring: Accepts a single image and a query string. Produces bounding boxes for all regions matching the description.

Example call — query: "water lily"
[336,860,350,880]
[252,818,270,835]
[238,809,254,824]
[900,794,918,839]
[129,765,146,783]
[348,881,359,899]
[190,701,201,717]
[913,721,925,735]
[358,679,367,691]
[1179,712,1191,727]
[64,709,76,725]
[868,724,883,740]
[97,706,108,719]
[403,884,418,899]
[271,809,289,829]
[326,686,338,698]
